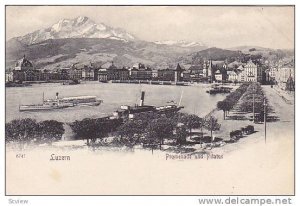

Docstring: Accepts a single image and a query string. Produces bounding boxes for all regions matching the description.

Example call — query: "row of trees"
[69,118,122,145]
[217,83,250,119]
[237,83,271,121]
[112,112,221,148]
[6,113,222,149]
[6,118,64,144]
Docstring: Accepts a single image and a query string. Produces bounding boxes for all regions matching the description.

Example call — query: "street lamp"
[263,97,267,144]
[253,86,255,123]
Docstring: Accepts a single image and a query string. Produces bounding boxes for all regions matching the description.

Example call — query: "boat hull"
[19,104,71,111]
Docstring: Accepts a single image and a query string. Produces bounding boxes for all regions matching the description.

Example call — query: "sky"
[6,6,294,49]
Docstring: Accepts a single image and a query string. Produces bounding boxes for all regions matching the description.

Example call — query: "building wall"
[82,68,95,80]
[158,70,175,81]
[244,60,258,82]
[228,72,238,82]
[215,74,223,82]
[130,70,152,80]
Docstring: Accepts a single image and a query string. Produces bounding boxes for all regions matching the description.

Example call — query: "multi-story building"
[107,63,120,80]
[182,70,191,82]
[130,67,152,80]
[130,63,152,80]
[98,68,108,82]
[188,65,204,82]
[5,71,13,82]
[203,59,212,79]
[214,69,227,82]
[118,67,130,80]
[227,70,238,82]
[57,68,70,80]
[214,70,223,82]
[14,55,33,71]
[11,55,43,82]
[82,65,95,81]
[39,69,50,81]
[243,60,263,82]
[152,69,158,80]
[244,60,257,82]
[158,63,184,82]
[25,69,42,81]
[275,65,295,89]
[98,62,129,81]
[69,68,83,80]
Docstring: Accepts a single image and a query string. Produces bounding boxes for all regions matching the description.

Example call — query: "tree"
[39,120,65,143]
[204,116,221,142]
[70,118,97,145]
[176,124,188,145]
[70,118,122,145]
[5,118,39,147]
[286,77,295,91]
[179,114,203,133]
[217,100,232,120]
[234,79,238,85]
[146,117,174,149]
[116,119,145,146]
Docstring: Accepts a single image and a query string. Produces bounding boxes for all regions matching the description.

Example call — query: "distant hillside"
[227,46,272,53]
[6,38,206,70]
[176,47,242,65]
[176,46,294,66]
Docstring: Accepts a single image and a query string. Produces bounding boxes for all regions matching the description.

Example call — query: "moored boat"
[19,92,103,112]
[206,86,232,94]
[111,91,184,120]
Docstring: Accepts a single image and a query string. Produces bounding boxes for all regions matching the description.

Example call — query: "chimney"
[139,91,145,107]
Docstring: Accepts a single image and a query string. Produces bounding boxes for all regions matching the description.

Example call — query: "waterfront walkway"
[204,84,294,154]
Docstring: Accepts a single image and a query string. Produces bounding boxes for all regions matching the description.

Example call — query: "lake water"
[5,82,228,123]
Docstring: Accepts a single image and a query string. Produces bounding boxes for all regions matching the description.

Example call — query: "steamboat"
[19,92,103,111]
[111,91,184,120]
[206,85,232,94]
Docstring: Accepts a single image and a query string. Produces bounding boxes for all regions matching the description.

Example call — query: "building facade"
[243,60,258,82]
[82,66,95,81]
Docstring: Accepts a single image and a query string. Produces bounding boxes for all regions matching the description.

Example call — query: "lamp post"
[253,86,255,123]
[263,97,267,144]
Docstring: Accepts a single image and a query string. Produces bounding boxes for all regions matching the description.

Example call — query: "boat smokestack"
[139,91,145,106]
[56,92,59,100]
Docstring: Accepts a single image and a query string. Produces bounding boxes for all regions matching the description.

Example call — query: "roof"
[101,62,112,69]
[108,64,118,70]
[174,63,183,71]
[227,70,237,75]
[188,65,202,71]
[182,70,191,74]
[246,60,257,67]
[15,55,33,68]
[132,63,146,69]
[62,96,97,100]
[237,65,244,70]
[82,66,94,71]
[212,61,225,66]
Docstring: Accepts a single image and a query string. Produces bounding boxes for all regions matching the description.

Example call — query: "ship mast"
[178,89,184,106]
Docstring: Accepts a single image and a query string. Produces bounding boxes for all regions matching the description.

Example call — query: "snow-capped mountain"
[154,40,205,48]
[15,16,136,45]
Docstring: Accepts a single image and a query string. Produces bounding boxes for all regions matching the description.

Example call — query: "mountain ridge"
[13,16,137,45]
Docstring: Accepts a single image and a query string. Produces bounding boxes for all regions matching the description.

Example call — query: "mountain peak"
[14,16,136,45]
[76,16,89,22]
[154,40,205,48]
